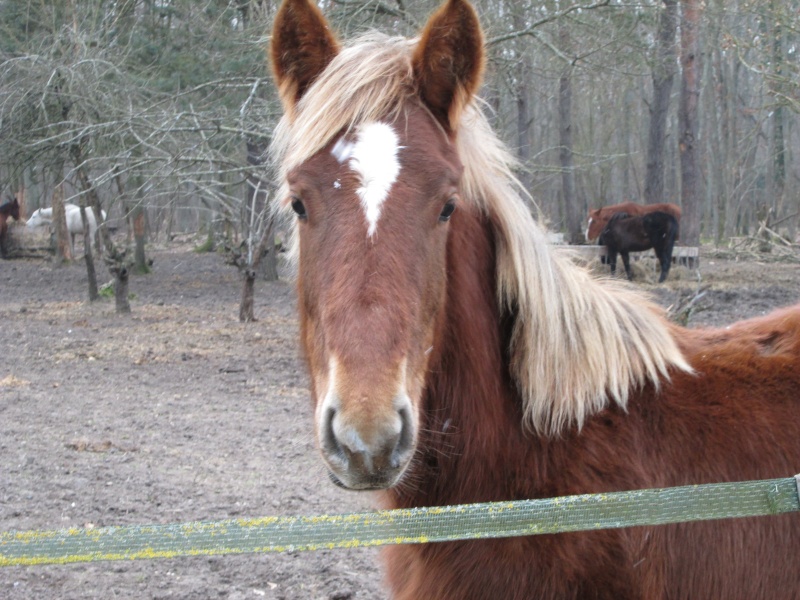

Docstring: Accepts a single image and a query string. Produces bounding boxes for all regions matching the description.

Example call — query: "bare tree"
[226,139,280,323]
[0,0,280,314]
[2,0,797,274]
[52,183,72,264]
[678,0,702,245]
[78,203,100,301]
[645,0,679,206]
[556,26,581,243]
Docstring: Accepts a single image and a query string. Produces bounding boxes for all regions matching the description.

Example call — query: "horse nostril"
[321,406,345,460]
[391,406,414,468]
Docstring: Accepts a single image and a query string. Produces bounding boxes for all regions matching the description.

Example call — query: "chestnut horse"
[270,1,800,598]
[0,197,20,258]
[600,211,679,282]
[586,200,681,242]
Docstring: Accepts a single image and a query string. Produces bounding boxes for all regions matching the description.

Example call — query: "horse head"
[270,0,484,490]
[26,208,48,228]
[586,208,603,241]
[1,196,19,219]
[8,197,19,221]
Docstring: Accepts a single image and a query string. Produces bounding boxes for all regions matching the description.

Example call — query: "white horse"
[26,204,106,255]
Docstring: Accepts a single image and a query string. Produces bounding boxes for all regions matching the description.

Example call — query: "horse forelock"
[271,34,416,180]
[271,30,692,436]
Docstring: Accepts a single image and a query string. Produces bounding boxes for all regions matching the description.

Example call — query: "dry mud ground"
[1,242,799,600]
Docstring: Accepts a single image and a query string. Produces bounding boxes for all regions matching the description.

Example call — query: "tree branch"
[486,0,612,47]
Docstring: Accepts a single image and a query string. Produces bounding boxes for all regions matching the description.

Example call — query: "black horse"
[0,197,20,258]
[599,211,679,283]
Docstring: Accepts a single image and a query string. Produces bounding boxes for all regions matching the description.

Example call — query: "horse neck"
[386,206,533,508]
[0,204,15,223]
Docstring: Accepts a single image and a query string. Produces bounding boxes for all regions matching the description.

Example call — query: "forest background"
[0,0,797,267]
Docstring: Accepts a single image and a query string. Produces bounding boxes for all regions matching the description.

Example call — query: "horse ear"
[270,0,340,117]
[412,0,485,131]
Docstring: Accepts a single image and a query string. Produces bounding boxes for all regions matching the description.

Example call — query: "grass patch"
[99,283,115,298]
[194,234,215,254]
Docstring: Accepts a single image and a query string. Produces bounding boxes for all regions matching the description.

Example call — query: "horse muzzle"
[318,392,417,490]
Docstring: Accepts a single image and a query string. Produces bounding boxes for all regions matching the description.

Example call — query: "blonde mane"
[270,33,692,435]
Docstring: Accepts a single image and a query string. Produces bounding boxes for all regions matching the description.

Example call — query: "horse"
[586,200,681,242]
[599,211,679,283]
[270,1,800,598]
[26,204,106,256]
[0,197,20,258]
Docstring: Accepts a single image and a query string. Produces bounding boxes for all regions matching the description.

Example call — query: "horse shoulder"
[657,309,800,473]
[385,529,645,600]
[683,304,800,356]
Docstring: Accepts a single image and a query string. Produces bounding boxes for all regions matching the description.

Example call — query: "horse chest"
[384,531,644,600]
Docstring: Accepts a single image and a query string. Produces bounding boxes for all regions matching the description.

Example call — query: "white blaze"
[331,138,355,164]
[317,356,340,424]
[331,122,401,237]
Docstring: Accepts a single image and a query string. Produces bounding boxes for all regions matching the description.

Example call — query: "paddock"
[558,244,700,269]
[0,244,796,598]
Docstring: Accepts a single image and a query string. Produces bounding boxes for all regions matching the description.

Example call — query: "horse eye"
[291,197,307,220]
[439,201,456,222]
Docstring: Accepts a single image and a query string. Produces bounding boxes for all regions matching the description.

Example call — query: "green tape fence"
[2,475,799,567]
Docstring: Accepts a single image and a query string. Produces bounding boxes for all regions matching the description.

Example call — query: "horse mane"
[270,33,692,435]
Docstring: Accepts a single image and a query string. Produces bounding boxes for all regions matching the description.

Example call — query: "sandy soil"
[1,240,799,599]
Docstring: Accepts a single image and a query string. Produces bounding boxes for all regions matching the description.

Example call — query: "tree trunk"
[165,201,176,241]
[239,207,277,322]
[768,0,786,226]
[246,138,278,283]
[260,232,279,282]
[72,143,131,313]
[644,0,678,205]
[706,7,728,245]
[559,66,580,243]
[785,120,798,243]
[724,49,741,238]
[558,25,581,244]
[15,183,26,219]
[80,204,99,301]
[513,11,533,198]
[52,184,72,264]
[237,135,279,321]
[678,0,702,245]
[240,269,257,323]
[133,205,148,273]
[114,269,131,314]
[116,170,149,274]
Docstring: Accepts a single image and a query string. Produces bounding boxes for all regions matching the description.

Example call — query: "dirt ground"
[1,238,799,600]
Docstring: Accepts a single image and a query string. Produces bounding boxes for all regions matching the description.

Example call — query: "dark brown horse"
[600,211,679,282]
[586,200,681,242]
[270,1,800,598]
[0,197,20,258]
